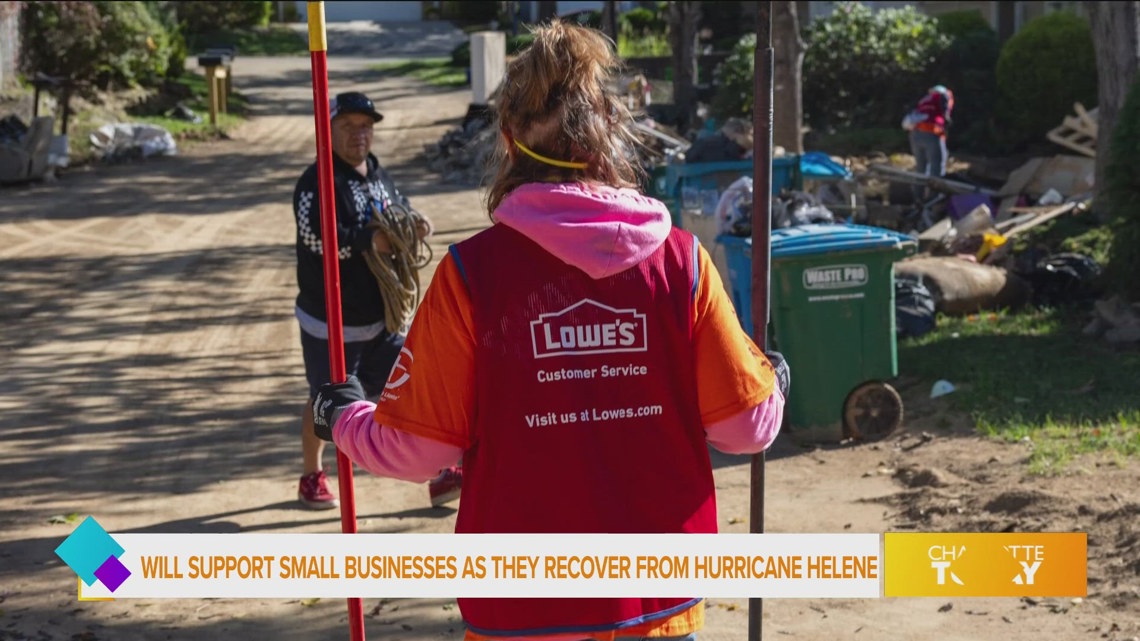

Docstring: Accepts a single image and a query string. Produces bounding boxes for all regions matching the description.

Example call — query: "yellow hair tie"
[513,139,588,170]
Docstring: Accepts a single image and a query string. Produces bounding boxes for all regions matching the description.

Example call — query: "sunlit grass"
[900,307,1140,473]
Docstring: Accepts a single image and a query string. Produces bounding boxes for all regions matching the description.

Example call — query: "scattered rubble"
[424,91,1126,335]
[424,112,687,187]
[1047,102,1098,158]
[424,122,498,186]
[896,256,1032,316]
[1084,297,1140,344]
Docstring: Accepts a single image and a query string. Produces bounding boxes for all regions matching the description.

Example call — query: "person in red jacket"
[903,85,954,200]
[311,21,788,641]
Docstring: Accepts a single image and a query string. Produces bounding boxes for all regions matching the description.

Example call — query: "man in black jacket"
[293,91,444,509]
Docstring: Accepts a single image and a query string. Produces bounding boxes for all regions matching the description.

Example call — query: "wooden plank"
[1001,202,1077,239]
[868,163,998,195]
[1046,130,1096,158]
[1074,102,1099,137]
[1061,117,1097,138]
[994,212,1039,232]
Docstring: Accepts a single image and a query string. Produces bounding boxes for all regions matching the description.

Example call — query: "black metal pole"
[749,3,774,641]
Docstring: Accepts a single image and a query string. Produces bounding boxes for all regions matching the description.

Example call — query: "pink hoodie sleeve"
[332,401,464,483]
[704,387,785,455]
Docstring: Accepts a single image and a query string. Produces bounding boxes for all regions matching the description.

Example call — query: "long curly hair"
[485,21,644,216]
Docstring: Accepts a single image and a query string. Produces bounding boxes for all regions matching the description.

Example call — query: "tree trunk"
[996,1,1016,45]
[1088,2,1140,216]
[603,0,618,42]
[772,0,804,153]
[668,1,702,133]
[537,1,557,23]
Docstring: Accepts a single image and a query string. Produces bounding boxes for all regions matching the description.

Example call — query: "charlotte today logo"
[1006,544,1043,585]
[929,542,1044,587]
[55,516,131,592]
[928,544,965,586]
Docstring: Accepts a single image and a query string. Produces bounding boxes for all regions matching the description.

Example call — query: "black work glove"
[765,351,791,399]
[312,376,366,442]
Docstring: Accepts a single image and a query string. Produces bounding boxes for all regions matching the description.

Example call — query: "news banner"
[58,517,1085,600]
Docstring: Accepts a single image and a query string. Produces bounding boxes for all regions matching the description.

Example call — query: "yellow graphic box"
[884,532,1086,597]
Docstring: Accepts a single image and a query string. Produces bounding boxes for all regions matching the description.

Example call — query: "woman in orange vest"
[903,85,954,200]
[311,21,788,641]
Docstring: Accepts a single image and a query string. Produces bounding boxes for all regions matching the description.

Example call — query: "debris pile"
[1084,297,1140,345]
[424,71,692,187]
[424,113,689,187]
[853,149,1106,336]
[1047,102,1097,158]
[424,121,498,186]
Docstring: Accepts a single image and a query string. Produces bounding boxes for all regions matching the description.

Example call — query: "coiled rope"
[364,202,433,334]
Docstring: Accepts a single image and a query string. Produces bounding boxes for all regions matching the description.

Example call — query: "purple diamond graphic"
[93,555,131,592]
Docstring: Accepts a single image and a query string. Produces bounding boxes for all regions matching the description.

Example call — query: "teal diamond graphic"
[54,516,124,586]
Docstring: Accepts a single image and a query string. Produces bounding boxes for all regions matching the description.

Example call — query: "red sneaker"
[298,471,339,510]
[429,466,462,508]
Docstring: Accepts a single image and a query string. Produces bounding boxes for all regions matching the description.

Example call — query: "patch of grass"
[617,34,671,57]
[978,413,1140,475]
[135,112,244,139]
[900,308,1140,472]
[173,70,250,115]
[69,71,248,164]
[1018,213,1113,267]
[185,25,308,57]
[372,58,468,88]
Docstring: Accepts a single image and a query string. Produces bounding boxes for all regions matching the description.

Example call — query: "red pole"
[307,3,365,640]
[749,3,774,641]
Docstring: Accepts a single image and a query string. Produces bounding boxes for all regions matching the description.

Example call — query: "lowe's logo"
[803,264,868,290]
[530,299,647,359]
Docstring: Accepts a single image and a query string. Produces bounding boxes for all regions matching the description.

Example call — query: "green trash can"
[718,224,918,444]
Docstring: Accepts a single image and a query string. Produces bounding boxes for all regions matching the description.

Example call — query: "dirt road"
[0,51,1136,641]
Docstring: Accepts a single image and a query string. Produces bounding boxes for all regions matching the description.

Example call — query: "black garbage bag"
[1028,253,1103,308]
[773,191,835,228]
[0,115,29,145]
[896,273,936,339]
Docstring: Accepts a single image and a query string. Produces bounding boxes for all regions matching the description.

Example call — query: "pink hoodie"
[333,183,784,482]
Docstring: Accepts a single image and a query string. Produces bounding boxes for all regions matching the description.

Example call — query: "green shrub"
[20,1,176,90]
[143,1,188,78]
[174,1,271,35]
[96,1,177,86]
[616,30,670,57]
[19,1,104,86]
[802,2,950,133]
[931,18,1000,153]
[1104,78,1140,300]
[613,3,670,56]
[450,41,471,67]
[508,33,535,54]
[709,33,754,122]
[619,7,664,34]
[935,9,993,39]
[994,12,1096,152]
[698,1,748,52]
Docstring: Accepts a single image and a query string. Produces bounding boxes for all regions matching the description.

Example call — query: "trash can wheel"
[842,381,904,442]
